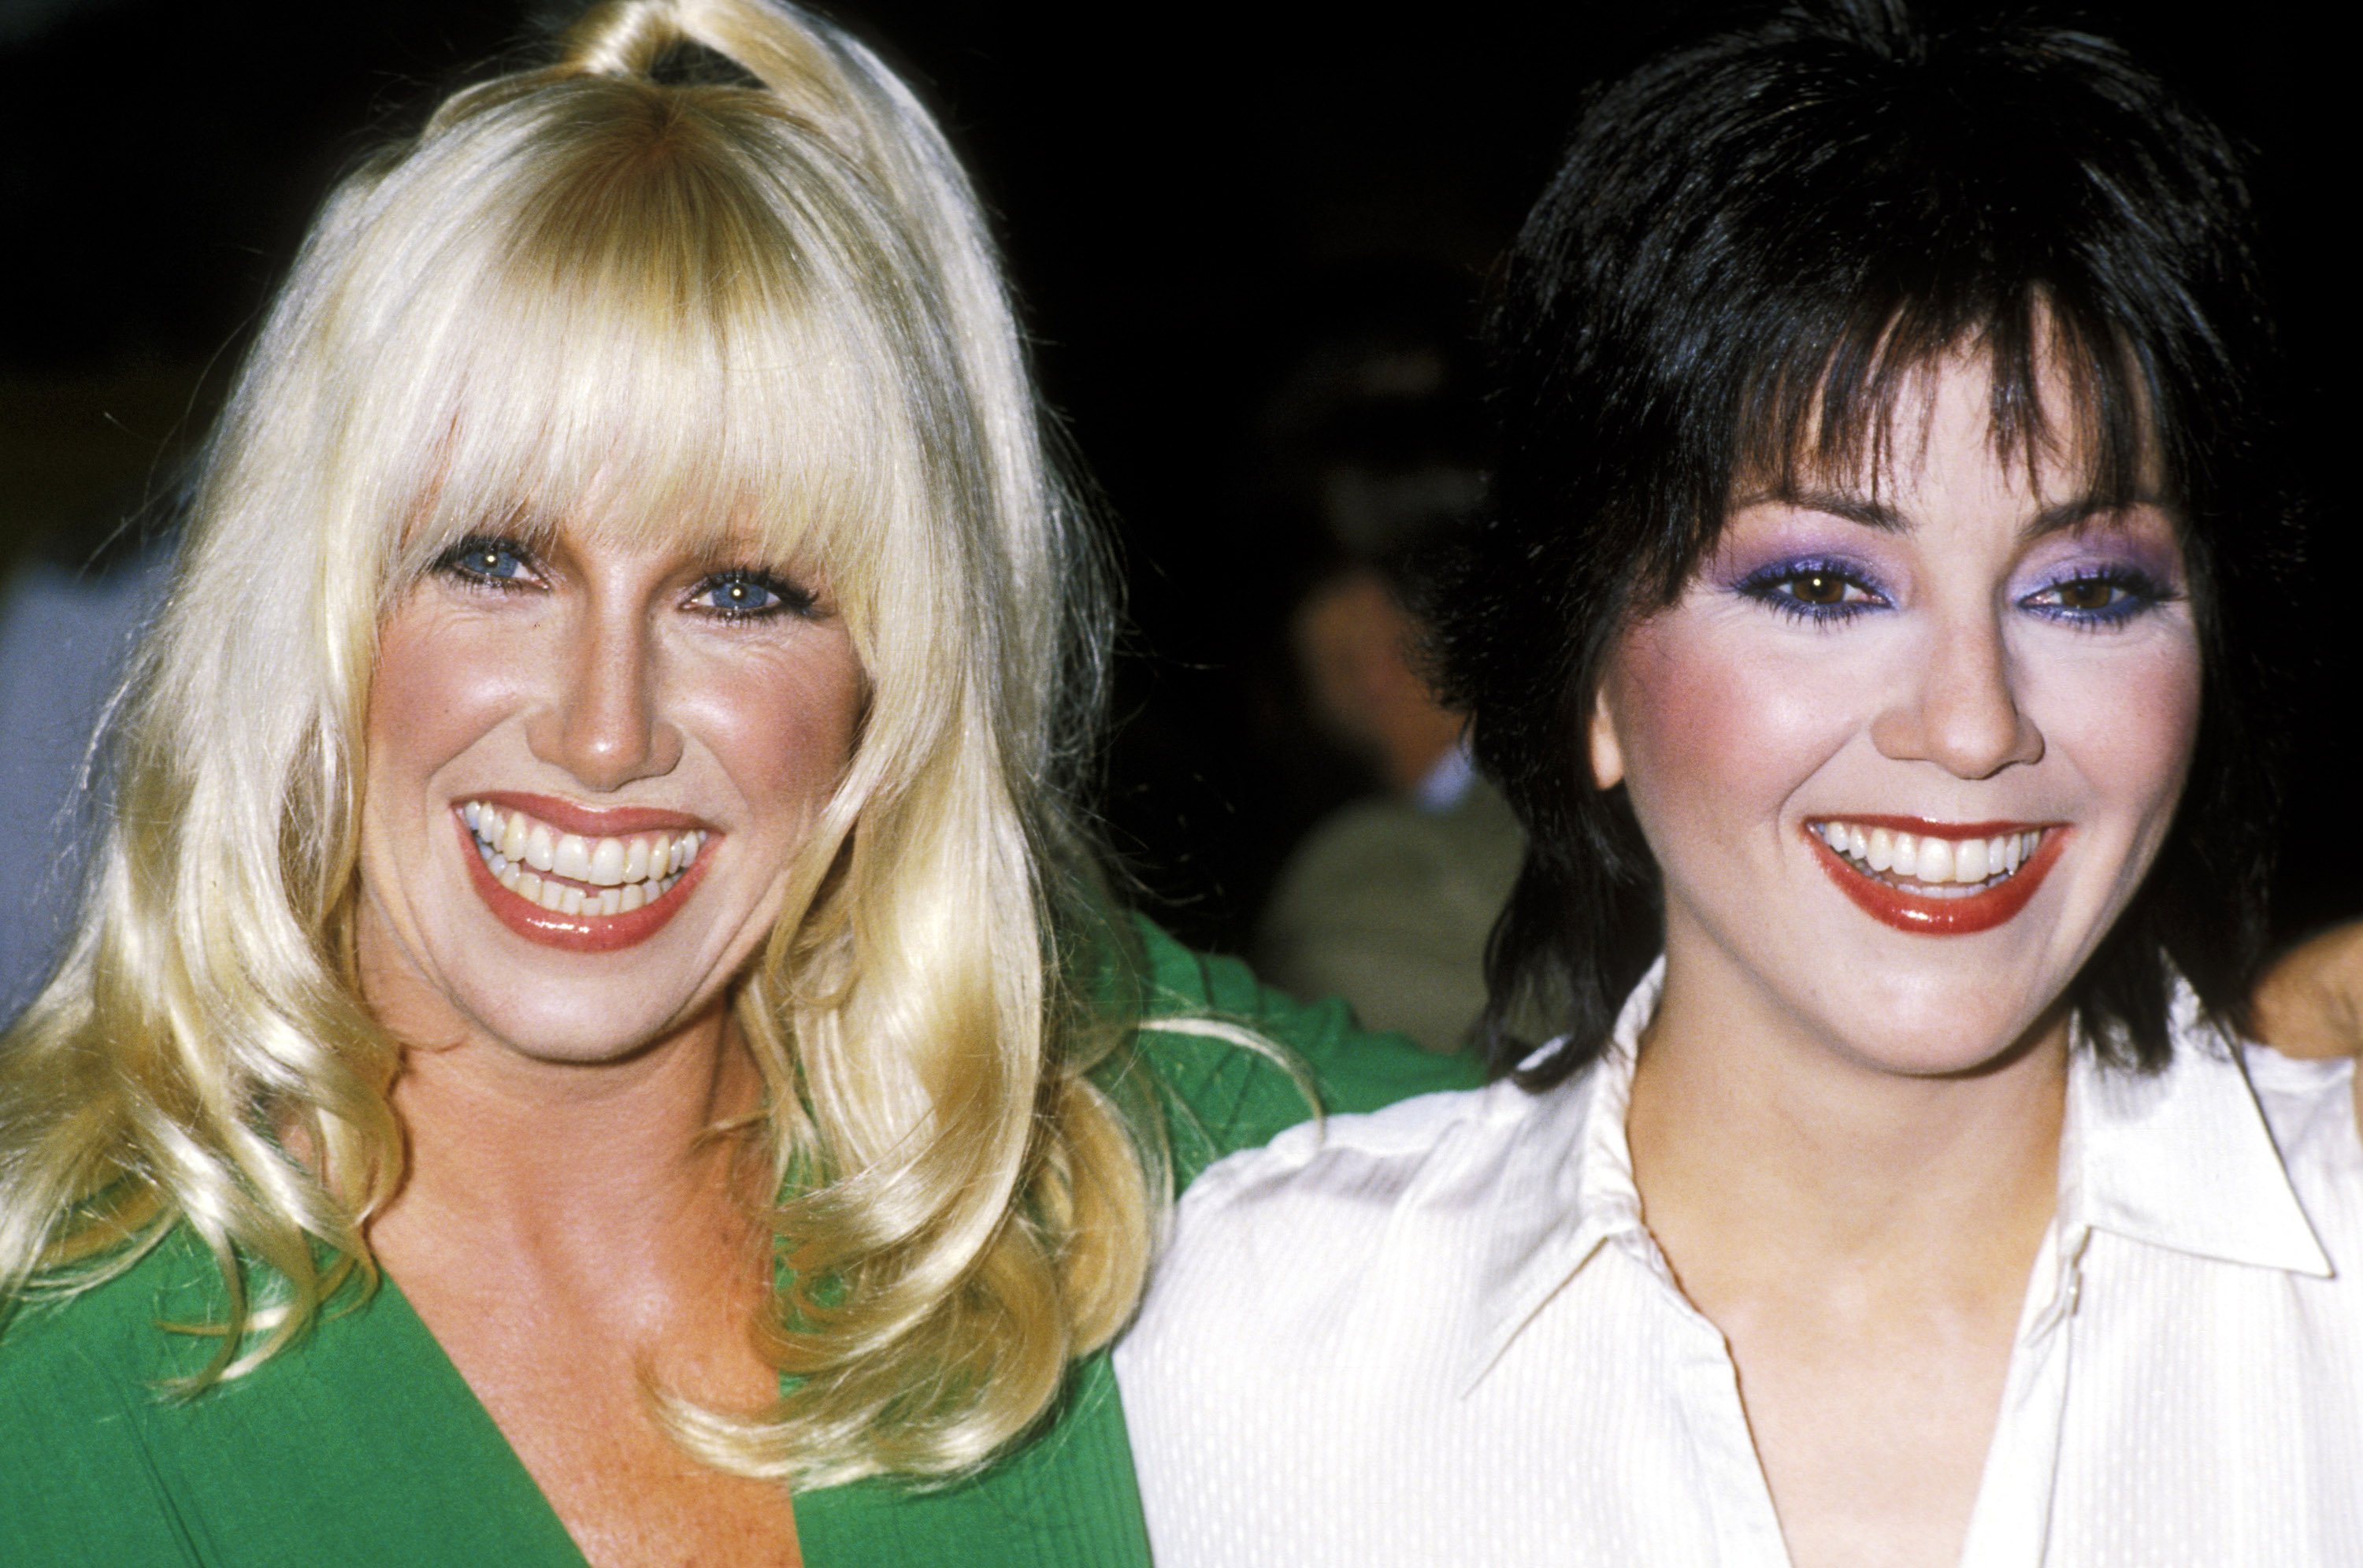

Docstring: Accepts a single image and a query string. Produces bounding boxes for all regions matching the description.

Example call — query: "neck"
[357,937,768,1333]
[1627,949,2065,1307]
[392,1013,760,1226]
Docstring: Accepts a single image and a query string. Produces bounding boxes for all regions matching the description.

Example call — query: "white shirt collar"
[1458,961,2330,1394]
[2061,984,2330,1276]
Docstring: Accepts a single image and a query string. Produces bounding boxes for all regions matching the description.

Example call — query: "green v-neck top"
[0,920,1484,1566]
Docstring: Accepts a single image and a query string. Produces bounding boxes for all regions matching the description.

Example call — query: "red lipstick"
[455,808,714,953]
[1806,817,2068,936]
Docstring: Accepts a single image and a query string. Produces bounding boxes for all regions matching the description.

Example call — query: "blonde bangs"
[337,77,944,632]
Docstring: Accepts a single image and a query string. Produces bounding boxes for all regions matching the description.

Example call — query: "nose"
[1869,610,2044,779]
[524,600,684,791]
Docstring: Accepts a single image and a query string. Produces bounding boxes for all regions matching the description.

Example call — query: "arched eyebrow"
[1754,487,2170,541]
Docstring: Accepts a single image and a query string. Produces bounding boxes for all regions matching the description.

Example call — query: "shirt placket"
[1616,1228,1794,1566]
[1956,1223,2087,1567]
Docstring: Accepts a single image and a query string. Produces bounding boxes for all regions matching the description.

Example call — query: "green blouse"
[0,921,1482,1566]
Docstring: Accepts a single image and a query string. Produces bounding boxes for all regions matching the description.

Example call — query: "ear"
[1586,683,1626,791]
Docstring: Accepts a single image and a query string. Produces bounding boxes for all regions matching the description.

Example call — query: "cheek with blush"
[661,631,866,852]
[2019,626,2202,883]
[1601,607,1863,868]
[367,601,535,788]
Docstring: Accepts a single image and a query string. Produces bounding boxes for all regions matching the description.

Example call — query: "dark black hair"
[1433,0,2294,1086]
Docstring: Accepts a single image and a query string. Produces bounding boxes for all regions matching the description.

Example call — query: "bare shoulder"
[2251,921,2363,1058]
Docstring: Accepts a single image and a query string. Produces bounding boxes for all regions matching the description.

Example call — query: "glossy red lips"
[456,800,715,953]
[1806,817,2067,936]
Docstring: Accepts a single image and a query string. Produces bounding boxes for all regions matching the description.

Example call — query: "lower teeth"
[1853,866,2006,899]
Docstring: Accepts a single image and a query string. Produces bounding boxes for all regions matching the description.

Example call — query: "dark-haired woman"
[1116,6,2363,1563]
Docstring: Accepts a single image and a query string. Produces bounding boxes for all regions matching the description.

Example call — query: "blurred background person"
[1244,271,1521,1051]
[0,378,187,1015]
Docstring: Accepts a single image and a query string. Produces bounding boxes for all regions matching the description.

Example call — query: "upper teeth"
[461,800,707,917]
[1814,820,2044,888]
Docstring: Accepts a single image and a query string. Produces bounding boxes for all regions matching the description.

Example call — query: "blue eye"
[436,536,532,585]
[694,572,809,620]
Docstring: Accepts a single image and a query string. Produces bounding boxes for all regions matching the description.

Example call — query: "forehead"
[1719,319,2170,559]
[1786,352,2146,510]
[372,261,904,608]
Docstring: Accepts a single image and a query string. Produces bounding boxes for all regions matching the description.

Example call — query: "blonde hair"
[0,0,1161,1487]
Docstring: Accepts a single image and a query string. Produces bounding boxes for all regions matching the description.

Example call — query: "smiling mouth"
[457,799,713,951]
[1805,817,2066,935]
[463,800,706,917]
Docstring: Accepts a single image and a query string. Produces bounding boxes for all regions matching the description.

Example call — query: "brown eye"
[1790,571,1847,606]
[2053,577,2117,612]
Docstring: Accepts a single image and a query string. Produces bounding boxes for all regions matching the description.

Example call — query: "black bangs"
[1438,0,2293,1087]
[1555,7,2258,613]
[1731,290,2157,543]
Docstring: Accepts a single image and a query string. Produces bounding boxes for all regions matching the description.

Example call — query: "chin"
[1816,984,2064,1079]
[466,987,713,1064]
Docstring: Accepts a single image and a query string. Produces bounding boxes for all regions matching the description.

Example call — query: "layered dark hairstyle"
[1432,0,2294,1087]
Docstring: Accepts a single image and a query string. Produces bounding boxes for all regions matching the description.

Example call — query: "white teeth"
[462,802,709,917]
[1814,820,2046,893]
[553,834,592,882]
[1954,838,1989,883]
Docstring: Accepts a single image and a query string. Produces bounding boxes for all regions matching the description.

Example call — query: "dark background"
[1,0,2350,955]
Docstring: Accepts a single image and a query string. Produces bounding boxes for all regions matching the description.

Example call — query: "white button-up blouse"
[1114,965,2363,1566]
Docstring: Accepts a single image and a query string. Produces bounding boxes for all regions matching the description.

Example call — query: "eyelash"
[2020,567,2176,628]
[430,536,817,622]
[1734,559,1886,625]
[1734,559,2175,629]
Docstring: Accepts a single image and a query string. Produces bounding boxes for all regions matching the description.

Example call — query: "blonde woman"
[0,3,1473,1562]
